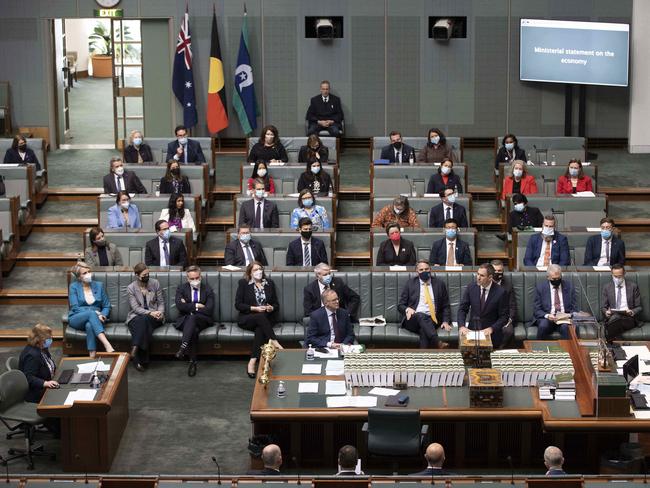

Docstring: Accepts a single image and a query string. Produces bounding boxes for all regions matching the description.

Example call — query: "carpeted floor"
[67,78,114,146]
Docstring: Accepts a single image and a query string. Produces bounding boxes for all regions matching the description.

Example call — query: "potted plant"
[88,22,112,78]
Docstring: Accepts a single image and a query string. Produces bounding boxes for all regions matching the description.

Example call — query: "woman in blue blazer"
[107,191,142,230]
[67,262,114,356]
[19,323,58,403]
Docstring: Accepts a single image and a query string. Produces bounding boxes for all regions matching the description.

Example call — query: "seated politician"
[239,179,279,229]
[523,215,570,267]
[417,128,456,164]
[102,157,147,194]
[501,160,538,199]
[160,160,191,194]
[174,266,214,377]
[458,263,509,347]
[494,133,526,173]
[557,159,593,194]
[298,134,329,164]
[3,134,41,170]
[144,219,188,269]
[601,264,642,342]
[305,289,355,348]
[372,195,421,229]
[19,323,58,403]
[427,158,463,194]
[429,188,468,228]
[297,159,333,196]
[124,130,153,164]
[107,191,142,230]
[410,443,452,477]
[159,192,196,234]
[67,262,114,357]
[290,189,330,231]
[584,217,625,266]
[533,265,578,340]
[166,125,206,164]
[380,131,415,163]
[236,262,283,378]
[286,217,328,267]
[247,125,288,163]
[398,260,451,349]
[246,161,275,195]
[376,222,416,267]
[304,263,360,321]
[126,263,164,372]
[306,80,344,137]
[247,444,283,475]
[508,193,544,233]
[84,226,123,267]
[224,225,268,267]
[429,218,473,266]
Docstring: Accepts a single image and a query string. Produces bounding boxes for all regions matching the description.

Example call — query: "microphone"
[75,454,88,484]
[211,456,222,484]
[431,465,435,485]
[533,145,538,164]
[507,455,514,485]
[292,456,301,485]
[0,455,9,483]
[643,456,648,483]
[569,252,600,344]
[404,175,414,196]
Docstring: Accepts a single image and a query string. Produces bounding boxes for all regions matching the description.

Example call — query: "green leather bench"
[371,163,467,197]
[500,162,597,196]
[234,195,335,229]
[513,229,607,270]
[246,136,339,165]
[0,137,47,204]
[0,164,35,235]
[128,137,214,166]
[372,195,472,228]
[0,196,19,273]
[505,136,586,165]
[371,136,463,163]
[506,194,607,230]
[240,163,338,195]
[124,164,209,207]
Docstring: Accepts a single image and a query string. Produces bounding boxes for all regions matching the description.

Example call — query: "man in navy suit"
[544,446,567,476]
[239,180,280,229]
[429,189,468,228]
[583,217,626,266]
[102,157,147,194]
[305,289,355,348]
[457,263,509,347]
[224,225,268,266]
[533,264,578,340]
[166,125,206,164]
[410,443,451,477]
[429,218,473,266]
[523,215,570,267]
[286,217,328,266]
[144,220,188,269]
[398,260,451,349]
[303,263,360,321]
[379,131,416,163]
[306,81,344,137]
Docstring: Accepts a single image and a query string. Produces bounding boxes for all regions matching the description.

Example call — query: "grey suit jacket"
[601,280,642,319]
[126,278,165,325]
[84,242,123,267]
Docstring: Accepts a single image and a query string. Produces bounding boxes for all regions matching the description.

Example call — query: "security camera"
[432,18,453,40]
[316,18,334,39]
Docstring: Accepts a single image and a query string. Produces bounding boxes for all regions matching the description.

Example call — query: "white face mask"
[82,273,92,284]
[513,169,523,178]
[120,202,130,210]
[114,166,125,176]
[257,169,267,177]
[189,279,201,288]
[253,270,264,281]
[441,166,451,175]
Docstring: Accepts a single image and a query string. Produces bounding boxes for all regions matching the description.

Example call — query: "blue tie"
[193,288,198,303]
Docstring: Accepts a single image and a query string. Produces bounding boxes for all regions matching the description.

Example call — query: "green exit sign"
[94,9,123,18]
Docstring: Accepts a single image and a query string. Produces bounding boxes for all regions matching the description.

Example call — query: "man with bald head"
[544,446,566,475]
[247,444,283,475]
[410,443,450,476]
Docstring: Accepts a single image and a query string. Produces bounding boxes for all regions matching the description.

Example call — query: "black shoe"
[188,361,197,377]
[175,345,187,360]
[134,362,145,372]
[247,368,256,379]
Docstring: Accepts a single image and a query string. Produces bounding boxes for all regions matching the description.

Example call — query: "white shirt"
[114,173,125,192]
[614,280,629,311]
[443,203,454,219]
[598,238,611,266]
[415,280,435,315]
[158,237,170,266]
[327,307,337,346]
[322,96,329,103]
[300,239,313,266]
[318,281,327,307]
[546,283,565,318]
[394,147,402,163]
[239,241,254,266]
[536,239,553,267]
[253,198,265,230]
[445,238,457,265]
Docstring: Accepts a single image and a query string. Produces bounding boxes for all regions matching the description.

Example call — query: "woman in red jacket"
[501,160,538,199]
[557,159,593,194]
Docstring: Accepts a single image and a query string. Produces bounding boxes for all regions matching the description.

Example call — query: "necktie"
[193,288,198,303]
[554,287,561,313]
[616,285,622,310]
[446,243,454,266]
[397,150,401,163]
[445,206,451,220]
[423,283,438,324]
[254,201,262,228]
[605,241,610,263]
[162,241,169,265]
[243,243,254,264]
[543,241,551,266]
[183,145,188,164]
[331,312,342,343]
[117,176,124,191]
[304,243,311,266]
[480,287,487,312]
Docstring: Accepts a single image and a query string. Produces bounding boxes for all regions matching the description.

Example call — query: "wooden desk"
[37,352,130,472]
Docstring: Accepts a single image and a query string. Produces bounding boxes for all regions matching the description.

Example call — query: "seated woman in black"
[247,125,288,163]
[376,222,417,267]
[3,134,41,171]
[124,130,154,164]
[235,261,283,378]
[494,133,526,173]
[297,159,333,196]
[426,158,463,194]
[298,134,329,164]
[19,323,58,403]
[159,160,191,194]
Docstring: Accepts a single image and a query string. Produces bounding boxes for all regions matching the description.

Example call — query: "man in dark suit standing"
[429,189,468,228]
[544,446,567,476]
[145,219,188,269]
[247,444,283,475]
[306,81,344,137]
[166,125,206,164]
[398,260,451,349]
[174,266,214,377]
[102,157,147,194]
[601,264,642,341]
[584,217,626,266]
[533,264,578,340]
[491,260,517,348]
[304,263,360,321]
[286,217,328,266]
[379,131,416,163]
[239,180,279,229]
[224,225,268,267]
[523,215,570,267]
[410,443,451,477]
[305,289,355,348]
[429,218,473,266]
[457,263,509,347]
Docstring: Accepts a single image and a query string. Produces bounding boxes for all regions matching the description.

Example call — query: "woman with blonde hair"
[124,129,154,164]
[19,323,58,402]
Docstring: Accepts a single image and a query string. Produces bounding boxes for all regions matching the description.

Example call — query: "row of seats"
[61,269,650,355]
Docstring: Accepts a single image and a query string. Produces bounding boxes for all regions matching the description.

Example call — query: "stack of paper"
[325,380,347,395]
[326,396,378,408]
[325,360,345,375]
[537,379,557,400]
[301,364,322,375]
[76,361,111,374]
[64,389,97,405]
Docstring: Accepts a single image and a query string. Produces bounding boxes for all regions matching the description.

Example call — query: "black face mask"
[550,278,562,288]
[301,230,312,240]
[392,142,403,150]
[94,239,106,247]
[493,273,503,282]
[171,168,180,176]
[140,275,150,283]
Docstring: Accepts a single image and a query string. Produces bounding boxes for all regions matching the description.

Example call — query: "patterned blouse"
[371,205,421,229]
[290,206,330,230]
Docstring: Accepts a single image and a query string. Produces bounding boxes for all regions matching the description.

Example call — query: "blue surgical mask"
[601,229,612,240]
[445,229,457,239]
[311,165,321,174]
[441,166,451,175]
[505,142,515,151]
[255,189,265,199]
[513,169,523,178]
[239,233,251,243]
[613,277,624,286]
[569,168,579,177]
[430,136,440,145]
[161,229,171,241]
[302,198,313,208]
[321,273,333,285]
[447,194,456,204]
[542,226,554,237]
[178,137,188,145]
[133,137,142,146]
[44,338,53,349]
[418,271,431,282]
[514,203,525,212]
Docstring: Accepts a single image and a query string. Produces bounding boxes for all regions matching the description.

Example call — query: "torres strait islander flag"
[206,6,229,134]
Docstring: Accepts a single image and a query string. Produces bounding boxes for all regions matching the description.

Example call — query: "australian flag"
[172,7,198,128]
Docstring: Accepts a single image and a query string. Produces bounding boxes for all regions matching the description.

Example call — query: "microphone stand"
[0,455,9,484]
[507,455,514,485]
[211,456,222,484]
[292,456,302,485]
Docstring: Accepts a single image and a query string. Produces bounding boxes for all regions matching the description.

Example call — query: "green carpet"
[67,78,114,145]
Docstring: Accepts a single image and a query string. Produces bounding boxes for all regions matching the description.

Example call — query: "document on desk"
[298,382,319,394]
[389,265,407,271]
[325,360,345,375]
[466,330,486,341]
[622,345,650,360]
[314,348,339,359]
[301,364,322,375]
[221,265,241,271]
[76,361,111,374]
[325,380,347,395]
[593,266,611,271]
[326,396,378,408]
[572,191,596,197]
[368,387,401,396]
[64,389,97,405]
